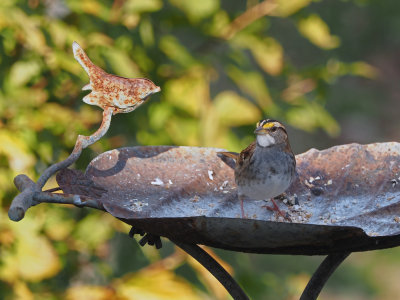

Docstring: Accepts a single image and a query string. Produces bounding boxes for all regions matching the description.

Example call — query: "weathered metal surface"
[56,168,106,198]
[73,42,160,114]
[74,143,400,254]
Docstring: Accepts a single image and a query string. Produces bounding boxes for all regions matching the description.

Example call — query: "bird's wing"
[218,151,239,161]
[238,141,256,166]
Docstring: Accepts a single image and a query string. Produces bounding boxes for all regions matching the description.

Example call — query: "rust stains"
[72,42,161,114]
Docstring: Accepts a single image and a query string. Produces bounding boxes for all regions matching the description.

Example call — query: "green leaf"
[73,213,114,252]
[159,36,197,67]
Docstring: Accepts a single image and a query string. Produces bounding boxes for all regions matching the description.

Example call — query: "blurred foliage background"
[1,0,400,299]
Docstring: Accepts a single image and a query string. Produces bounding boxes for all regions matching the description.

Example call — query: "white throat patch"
[257,134,275,147]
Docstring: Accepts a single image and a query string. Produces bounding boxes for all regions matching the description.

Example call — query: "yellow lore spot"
[262,122,275,129]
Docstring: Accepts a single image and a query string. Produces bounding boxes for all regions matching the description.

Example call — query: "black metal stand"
[171,239,250,300]
[300,252,351,300]
[170,238,350,300]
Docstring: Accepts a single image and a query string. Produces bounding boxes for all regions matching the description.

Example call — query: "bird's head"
[254,119,288,147]
[136,78,161,100]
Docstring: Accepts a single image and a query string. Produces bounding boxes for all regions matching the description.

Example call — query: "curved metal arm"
[8,108,113,221]
[37,108,113,189]
[171,240,249,300]
[300,252,351,300]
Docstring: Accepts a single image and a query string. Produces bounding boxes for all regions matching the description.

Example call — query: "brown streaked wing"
[218,151,239,161]
[238,141,256,166]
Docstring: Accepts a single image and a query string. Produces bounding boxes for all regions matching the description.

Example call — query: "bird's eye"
[270,127,277,132]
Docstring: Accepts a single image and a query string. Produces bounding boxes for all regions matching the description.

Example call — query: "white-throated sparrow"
[221,119,296,219]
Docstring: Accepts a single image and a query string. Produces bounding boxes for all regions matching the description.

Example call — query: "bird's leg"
[239,194,246,218]
[262,198,289,220]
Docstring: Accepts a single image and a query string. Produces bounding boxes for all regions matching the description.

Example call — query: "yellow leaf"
[0,223,61,282]
[139,18,155,47]
[169,0,219,23]
[166,118,200,146]
[86,33,114,47]
[163,72,209,116]
[232,35,284,75]
[214,90,261,126]
[186,246,232,300]
[274,0,312,17]
[252,37,283,76]
[114,268,203,300]
[349,61,379,79]
[68,0,109,21]
[124,0,163,13]
[13,280,34,300]
[6,87,48,107]
[227,66,273,109]
[10,9,48,54]
[286,273,310,298]
[0,130,35,172]
[43,208,74,241]
[206,10,230,37]
[286,101,340,136]
[199,105,221,147]
[298,15,340,49]
[8,60,41,87]
[281,78,316,102]
[101,48,142,78]
[65,285,115,300]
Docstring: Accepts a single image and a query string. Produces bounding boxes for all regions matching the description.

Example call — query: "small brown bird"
[72,42,160,114]
[221,119,296,219]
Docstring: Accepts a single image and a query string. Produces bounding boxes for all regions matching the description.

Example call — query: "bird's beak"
[254,125,267,134]
[153,86,161,94]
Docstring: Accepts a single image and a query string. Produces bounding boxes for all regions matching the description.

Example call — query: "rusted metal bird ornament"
[72,41,160,114]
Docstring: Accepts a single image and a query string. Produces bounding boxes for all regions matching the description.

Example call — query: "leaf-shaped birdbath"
[56,143,400,255]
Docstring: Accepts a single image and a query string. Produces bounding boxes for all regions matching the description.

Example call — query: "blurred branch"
[196,0,277,54]
[172,240,249,300]
[300,252,351,300]
[222,0,277,40]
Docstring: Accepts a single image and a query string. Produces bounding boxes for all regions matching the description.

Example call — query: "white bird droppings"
[151,178,164,186]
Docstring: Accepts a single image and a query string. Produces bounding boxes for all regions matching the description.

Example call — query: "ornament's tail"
[72,41,96,91]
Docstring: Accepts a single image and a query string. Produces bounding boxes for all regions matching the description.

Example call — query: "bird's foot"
[129,227,162,249]
[262,198,292,222]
